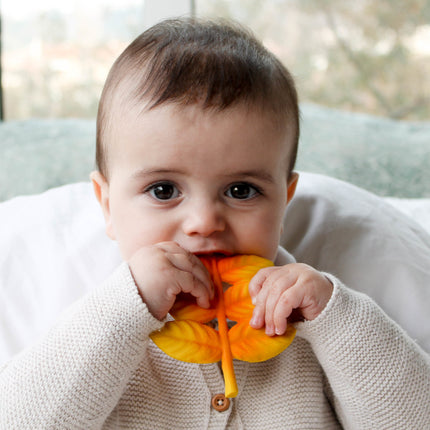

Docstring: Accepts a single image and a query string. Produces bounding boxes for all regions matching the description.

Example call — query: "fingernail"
[266,326,274,336]
[250,315,260,328]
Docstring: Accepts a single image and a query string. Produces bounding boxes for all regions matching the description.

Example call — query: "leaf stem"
[212,259,238,398]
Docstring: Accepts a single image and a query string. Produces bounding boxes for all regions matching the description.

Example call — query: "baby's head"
[96,17,299,180]
[92,18,300,261]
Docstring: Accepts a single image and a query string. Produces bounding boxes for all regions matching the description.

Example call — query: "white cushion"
[384,197,430,234]
[282,173,430,352]
[0,183,121,363]
[1,173,429,365]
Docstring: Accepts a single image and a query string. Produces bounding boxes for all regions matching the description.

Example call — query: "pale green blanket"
[1,103,429,201]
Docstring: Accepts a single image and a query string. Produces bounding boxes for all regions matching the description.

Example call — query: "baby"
[90,17,332,335]
[1,17,429,429]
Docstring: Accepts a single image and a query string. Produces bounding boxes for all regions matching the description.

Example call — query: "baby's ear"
[90,171,115,240]
[90,170,105,204]
[287,172,299,204]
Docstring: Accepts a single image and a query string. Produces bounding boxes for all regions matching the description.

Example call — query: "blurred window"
[1,0,190,120]
[1,0,429,120]
[196,0,430,121]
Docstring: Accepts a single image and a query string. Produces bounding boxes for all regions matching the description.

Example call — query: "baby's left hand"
[249,263,333,336]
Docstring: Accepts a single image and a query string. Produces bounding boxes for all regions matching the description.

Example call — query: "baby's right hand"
[128,242,214,320]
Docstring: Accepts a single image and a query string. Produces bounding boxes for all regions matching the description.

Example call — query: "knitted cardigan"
[1,261,429,429]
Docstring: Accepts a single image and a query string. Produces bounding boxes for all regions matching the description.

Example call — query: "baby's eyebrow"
[129,168,275,184]
[129,168,184,180]
[225,169,275,184]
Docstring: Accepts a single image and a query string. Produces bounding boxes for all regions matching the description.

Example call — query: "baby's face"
[94,103,298,262]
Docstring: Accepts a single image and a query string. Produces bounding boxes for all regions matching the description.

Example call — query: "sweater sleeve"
[0,262,164,429]
[296,275,430,430]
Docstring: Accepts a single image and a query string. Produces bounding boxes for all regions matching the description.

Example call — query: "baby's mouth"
[195,251,233,260]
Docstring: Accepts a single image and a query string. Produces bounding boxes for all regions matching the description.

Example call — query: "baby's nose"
[182,200,226,237]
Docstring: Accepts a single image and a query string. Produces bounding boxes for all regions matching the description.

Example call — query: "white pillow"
[385,197,430,234]
[1,173,429,365]
[282,173,430,352]
[0,183,121,363]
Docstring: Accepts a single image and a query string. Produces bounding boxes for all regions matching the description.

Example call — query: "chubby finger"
[262,275,293,335]
[248,273,269,329]
[165,251,213,298]
[168,269,213,309]
[156,242,213,297]
[248,267,278,303]
[272,287,302,335]
[258,269,297,335]
[249,268,282,330]
[249,266,299,333]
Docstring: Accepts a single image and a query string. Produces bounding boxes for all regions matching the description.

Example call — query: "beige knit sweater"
[1,261,429,429]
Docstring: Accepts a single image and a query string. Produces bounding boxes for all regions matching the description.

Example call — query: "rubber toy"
[150,255,296,398]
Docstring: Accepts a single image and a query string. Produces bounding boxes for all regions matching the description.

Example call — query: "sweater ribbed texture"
[1,264,429,429]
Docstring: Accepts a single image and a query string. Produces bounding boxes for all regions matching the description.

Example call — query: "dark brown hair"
[96,18,299,178]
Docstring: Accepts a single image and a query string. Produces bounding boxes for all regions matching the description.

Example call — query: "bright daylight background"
[1,0,429,121]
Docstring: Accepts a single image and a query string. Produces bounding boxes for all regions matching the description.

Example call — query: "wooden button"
[211,393,230,412]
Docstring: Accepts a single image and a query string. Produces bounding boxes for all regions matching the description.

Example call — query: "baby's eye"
[147,182,180,201]
[225,183,260,200]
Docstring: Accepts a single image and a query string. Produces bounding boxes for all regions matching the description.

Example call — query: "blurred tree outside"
[197,0,430,120]
[2,1,146,120]
[2,0,429,121]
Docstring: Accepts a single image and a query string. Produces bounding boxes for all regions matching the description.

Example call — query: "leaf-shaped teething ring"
[149,255,296,398]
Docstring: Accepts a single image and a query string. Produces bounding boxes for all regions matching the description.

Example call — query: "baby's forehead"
[104,101,296,176]
[110,100,294,144]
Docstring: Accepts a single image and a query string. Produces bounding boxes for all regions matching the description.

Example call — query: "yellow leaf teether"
[149,255,296,398]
